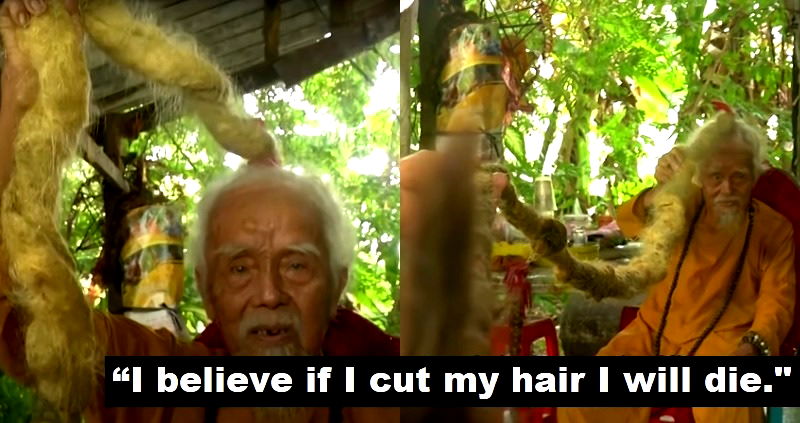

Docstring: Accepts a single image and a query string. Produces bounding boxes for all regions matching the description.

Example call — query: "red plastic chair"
[490,321,559,423]
[491,261,559,423]
[490,319,559,356]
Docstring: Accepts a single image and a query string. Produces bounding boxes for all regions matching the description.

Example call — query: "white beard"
[716,209,744,234]
[234,345,313,422]
[234,309,315,423]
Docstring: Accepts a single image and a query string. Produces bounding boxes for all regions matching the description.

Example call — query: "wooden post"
[789,0,800,177]
[417,0,441,151]
[400,1,417,157]
[417,0,467,151]
[263,0,281,66]
[91,116,126,313]
[331,0,355,27]
[89,107,156,313]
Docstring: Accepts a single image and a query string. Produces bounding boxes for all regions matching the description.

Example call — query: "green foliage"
[413,0,800,325]
[0,373,32,422]
[456,0,797,215]
[0,37,399,414]
[249,37,400,333]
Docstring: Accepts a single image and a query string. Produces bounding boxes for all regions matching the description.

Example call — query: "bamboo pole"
[400,1,417,157]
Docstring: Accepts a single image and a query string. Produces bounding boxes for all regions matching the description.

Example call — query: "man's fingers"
[4,0,28,27]
[64,0,79,15]
[0,14,19,64]
[665,154,682,172]
[22,0,46,16]
[491,172,508,201]
[666,159,679,174]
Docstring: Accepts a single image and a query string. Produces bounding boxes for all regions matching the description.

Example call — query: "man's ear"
[196,269,216,320]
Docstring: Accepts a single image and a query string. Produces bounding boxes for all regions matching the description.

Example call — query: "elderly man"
[0,1,398,422]
[558,111,795,423]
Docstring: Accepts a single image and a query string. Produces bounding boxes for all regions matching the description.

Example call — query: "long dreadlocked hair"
[1,0,279,418]
[493,109,766,301]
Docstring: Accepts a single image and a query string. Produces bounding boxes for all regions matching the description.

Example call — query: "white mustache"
[238,309,301,339]
[714,196,741,205]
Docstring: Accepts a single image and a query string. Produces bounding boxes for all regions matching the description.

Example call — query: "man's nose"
[719,178,732,194]
[254,271,287,309]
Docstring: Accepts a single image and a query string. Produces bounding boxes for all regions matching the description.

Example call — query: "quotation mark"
[113,367,130,381]
[775,367,792,377]
[112,367,142,392]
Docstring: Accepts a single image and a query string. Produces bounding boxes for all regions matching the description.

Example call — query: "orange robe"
[0,287,399,422]
[559,193,795,423]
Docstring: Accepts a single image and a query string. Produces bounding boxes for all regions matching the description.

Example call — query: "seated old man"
[559,111,795,423]
[0,2,398,423]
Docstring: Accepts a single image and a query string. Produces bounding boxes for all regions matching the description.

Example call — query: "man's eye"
[230,264,251,274]
[282,258,313,283]
[288,262,307,270]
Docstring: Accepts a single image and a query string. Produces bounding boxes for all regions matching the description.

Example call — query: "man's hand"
[654,146,686,185]
[732,342,759,356]
[0,0,45,114]
[640,146,687,209]
[2,0,79,22]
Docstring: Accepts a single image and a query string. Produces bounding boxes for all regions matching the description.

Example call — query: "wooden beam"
[272,0,399,87]
[231,0,398,91]
[264,0,281,65]
[234,62,281,93]
[80,104,159,192]
[331,0,356,26]
[79,133,130,193]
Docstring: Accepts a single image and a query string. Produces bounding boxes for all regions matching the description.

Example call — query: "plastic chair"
[490,319,559,356]
[491,320,559,423]
[491,259,559,423]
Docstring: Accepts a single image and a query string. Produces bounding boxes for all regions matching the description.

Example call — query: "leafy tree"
[0,36,399,420]
[413,0,795,211]
[406,0,798,334]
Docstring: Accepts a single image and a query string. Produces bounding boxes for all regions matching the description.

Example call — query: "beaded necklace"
[653,202,755,356]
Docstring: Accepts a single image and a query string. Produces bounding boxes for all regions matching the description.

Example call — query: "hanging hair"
[1,2,96,417]
[493,105,768,301]
[1,0,282,417]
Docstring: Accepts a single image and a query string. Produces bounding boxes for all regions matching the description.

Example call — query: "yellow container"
[121,204,184,308]
[492,241,533,260]
[568,243,600,261]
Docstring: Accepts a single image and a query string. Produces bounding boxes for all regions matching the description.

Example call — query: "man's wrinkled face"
[698,140,755,228]
[203,183,337,357]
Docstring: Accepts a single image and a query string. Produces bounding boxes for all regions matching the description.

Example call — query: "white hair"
[686,111,766,184]
[190,166,356,304]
